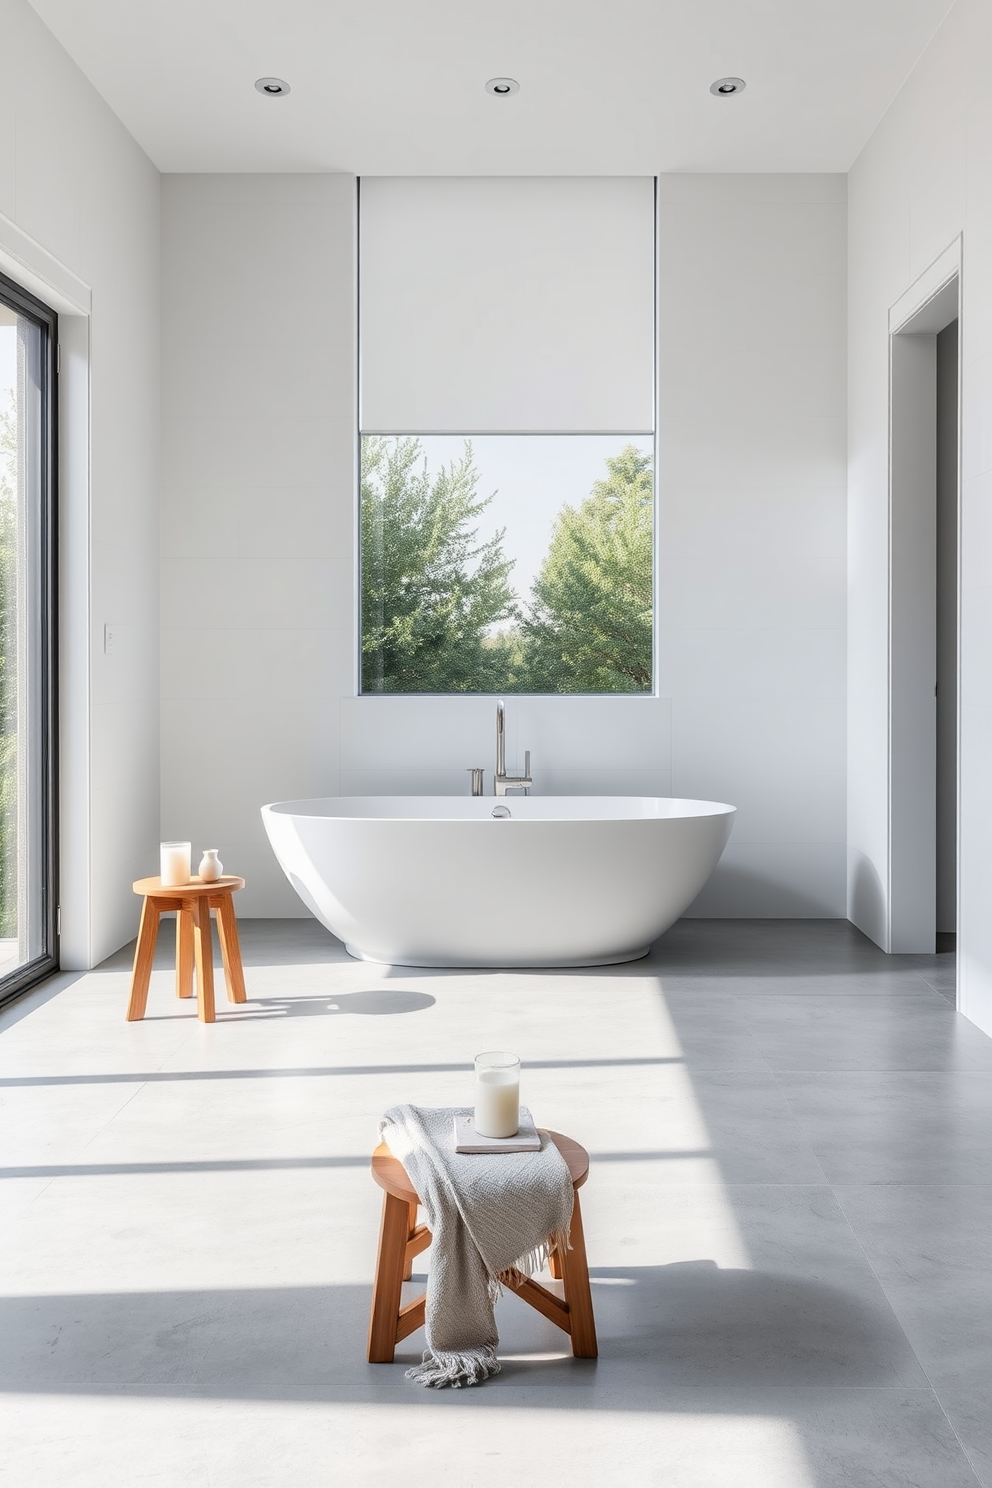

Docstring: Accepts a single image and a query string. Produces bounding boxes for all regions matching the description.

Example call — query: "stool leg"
[403,1202,419,1281]
[213,893,247,1004]
[368,1191,411,1363]
[176,910,195,999]
[559,1191,598,1359]
[191,895,216,1024]
[548,1243,563,1280]
[127,898,161,1022]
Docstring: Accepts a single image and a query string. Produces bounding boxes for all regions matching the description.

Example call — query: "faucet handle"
[524,750,531,778]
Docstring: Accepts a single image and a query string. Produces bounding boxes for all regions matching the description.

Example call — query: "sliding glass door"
[0,273,58,1003]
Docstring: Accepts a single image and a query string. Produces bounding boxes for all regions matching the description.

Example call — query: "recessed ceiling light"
[255,77,291,97]
[710,77,746,96]
[486,77,519,97]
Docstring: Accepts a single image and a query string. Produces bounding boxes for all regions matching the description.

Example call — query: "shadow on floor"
[0,1262,922,1401]
[651,919,954,984]
[219,989,437,1018]
[98,918,958,1009]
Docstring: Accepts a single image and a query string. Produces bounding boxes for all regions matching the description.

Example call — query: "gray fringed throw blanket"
[379,1104,574,1388]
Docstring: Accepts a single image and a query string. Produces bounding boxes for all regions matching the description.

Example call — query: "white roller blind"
[359,177,655,433]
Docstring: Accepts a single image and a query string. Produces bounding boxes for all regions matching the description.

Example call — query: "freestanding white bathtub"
[261,796,735,969]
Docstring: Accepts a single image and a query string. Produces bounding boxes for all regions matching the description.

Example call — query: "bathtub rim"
[261,794,737,824]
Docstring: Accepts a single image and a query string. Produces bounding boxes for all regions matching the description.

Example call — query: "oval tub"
[261,796,735,969]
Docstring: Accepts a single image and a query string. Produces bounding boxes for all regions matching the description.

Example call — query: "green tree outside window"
[360,436,653,695]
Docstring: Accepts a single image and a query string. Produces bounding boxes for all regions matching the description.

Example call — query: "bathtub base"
[344,942,651,969]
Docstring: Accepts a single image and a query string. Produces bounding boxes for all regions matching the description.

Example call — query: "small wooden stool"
[368,1129,597,1363]
[126,875,247,1024]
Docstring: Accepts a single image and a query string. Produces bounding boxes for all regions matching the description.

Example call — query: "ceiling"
[28,0,956,175]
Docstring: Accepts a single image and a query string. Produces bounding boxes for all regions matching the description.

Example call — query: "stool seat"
[368,1128,597,1364]
[132,874,245,898]
[371,1130,589,1204]
[126,875,247,1024]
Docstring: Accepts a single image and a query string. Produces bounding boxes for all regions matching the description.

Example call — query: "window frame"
[0,270,59,1008]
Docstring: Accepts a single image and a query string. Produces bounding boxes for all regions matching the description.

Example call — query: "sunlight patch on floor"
[2,1393,815,1488]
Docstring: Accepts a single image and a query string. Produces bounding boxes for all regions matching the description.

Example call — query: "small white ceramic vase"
[198,849,223,883]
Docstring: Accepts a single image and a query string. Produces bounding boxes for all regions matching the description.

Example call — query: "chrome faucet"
[494,699,532,796]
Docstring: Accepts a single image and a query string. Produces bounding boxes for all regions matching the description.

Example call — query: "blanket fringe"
[496,1225,573,1288]
[405,1346,501,1389]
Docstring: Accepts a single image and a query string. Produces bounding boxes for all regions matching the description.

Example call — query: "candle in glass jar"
[474,1051,520,1139]
[160,841,191,888]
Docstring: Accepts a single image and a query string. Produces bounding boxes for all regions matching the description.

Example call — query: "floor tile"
[659,969,944,999]
[741,995,992,1072]
[835,1185,992,1485]
[774,1073,992,1184]
[655,990,773,1070]
[653,918,928,979]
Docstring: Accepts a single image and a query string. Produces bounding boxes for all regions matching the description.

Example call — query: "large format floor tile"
[2,918,989,1488]
[773,1071,992,1184]
[740,994,992,1071]
[834,1184,992,1485]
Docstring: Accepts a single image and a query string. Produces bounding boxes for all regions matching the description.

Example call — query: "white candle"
[474,1051,520,1139]
[160,841,191,888]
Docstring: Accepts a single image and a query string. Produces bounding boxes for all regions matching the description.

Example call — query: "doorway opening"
[888,271,959,966]
[935,318,958,951]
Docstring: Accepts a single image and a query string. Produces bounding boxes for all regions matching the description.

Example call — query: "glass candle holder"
[160,841,191,888]
[474,1050,520,1139]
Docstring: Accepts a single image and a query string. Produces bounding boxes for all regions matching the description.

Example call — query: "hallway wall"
[847,0,992,1033]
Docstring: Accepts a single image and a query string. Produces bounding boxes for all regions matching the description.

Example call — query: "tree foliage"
[360,436,654,696]
[361,436,519,692]
[520,444,653,692]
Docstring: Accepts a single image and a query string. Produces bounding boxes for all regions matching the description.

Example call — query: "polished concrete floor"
[1,918,990,1488]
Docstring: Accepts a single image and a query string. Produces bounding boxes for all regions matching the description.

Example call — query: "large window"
[361,434,653,694]
[0,274,58,1004]
[358,177,656,695]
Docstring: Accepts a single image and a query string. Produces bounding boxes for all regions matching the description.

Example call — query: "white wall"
[163,172,846,919]
[338,695,672,800]
[847,0,992,1032]
[1,0,160,967]
[342,178,848,918]
[160,174,356,916]
[659,175,848,915]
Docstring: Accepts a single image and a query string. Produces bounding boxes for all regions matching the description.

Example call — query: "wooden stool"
[368,1129,597,1363]
[126,875,247,1024]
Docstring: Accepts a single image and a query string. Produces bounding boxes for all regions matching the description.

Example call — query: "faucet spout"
[494,699,532,796]
[496,698,506,782]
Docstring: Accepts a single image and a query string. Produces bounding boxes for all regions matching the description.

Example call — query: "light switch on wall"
[104,623,117,655]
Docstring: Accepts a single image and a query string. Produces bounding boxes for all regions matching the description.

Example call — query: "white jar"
[160,841,191,887]
[198,849,223,883]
